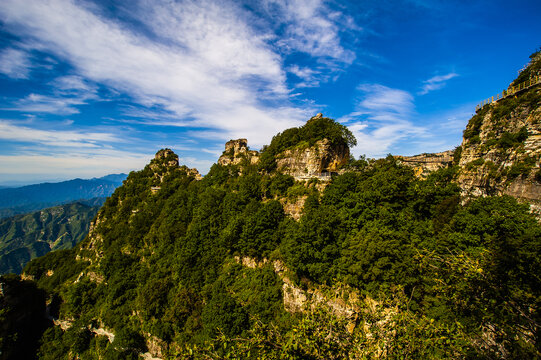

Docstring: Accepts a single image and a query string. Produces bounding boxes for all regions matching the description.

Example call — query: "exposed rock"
[234,256,357,319]
[53,318,73,331]
[91,325,115,343]
[282,277,308,313]
[397,150,454,178]
[145,333,166,359]
[276,138,349,179]
[218,139,260,166]
[185,167,203,180]
[280,196,307,221]
[151,148,179,168]
[457,86,541,213]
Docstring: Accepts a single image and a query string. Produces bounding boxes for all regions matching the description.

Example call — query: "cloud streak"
[0,120,121,148]
[418,72,458,95]
[0,48,32,79]
[0,0,320,146]
[340,84,426,157]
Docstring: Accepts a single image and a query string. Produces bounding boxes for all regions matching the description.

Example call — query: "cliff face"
[456,85,541,213]
[217,139,260,166]
[275,138,349,179]
[397,150,455,177]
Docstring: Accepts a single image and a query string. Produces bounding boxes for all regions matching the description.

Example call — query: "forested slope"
[0,200,103,274]
[1,54,541,359]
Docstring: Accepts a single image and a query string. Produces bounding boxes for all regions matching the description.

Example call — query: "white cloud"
[418,72,458,95]
[357,84,414,115]
[7,93,88,115]
[3,74,100,115]
[264,0,356,64]
[0,48,32,79]
[52,75,97,93]
[340,84,426,158]
[0,0,312,147]
[287,64,327,87]
[0,120,120,147]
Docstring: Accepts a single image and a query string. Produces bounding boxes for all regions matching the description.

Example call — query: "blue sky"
[0,0,539,185]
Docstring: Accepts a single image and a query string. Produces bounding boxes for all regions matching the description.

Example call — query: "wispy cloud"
[0,0,312,147]
[287,64,326,87]
[0,120,121,148]
[357,84,414,115]
[7,93,88,115]
[418,72,458,95]
[0,48,32,79]
[265,0,357,64]
[2,73,101,115]
[340,84,426,157]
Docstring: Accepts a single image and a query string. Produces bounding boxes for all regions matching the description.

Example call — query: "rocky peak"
[218,139,260,166]
[225,139,248,154]
[151,148,179,168]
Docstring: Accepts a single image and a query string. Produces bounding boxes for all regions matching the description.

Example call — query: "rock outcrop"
[280,196,307,221]
[276,138,349,179]
[457,85,541,213]
[218,139,260,166]
[397,150,455,177]
[150,148,179,169]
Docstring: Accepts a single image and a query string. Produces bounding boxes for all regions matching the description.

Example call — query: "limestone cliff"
[275,138,349,179]
[456,70,541,213]
[394,54,541,213]
[397,150,455,177]
[217,139,259,166]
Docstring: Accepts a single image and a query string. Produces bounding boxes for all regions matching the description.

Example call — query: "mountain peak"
[151,148,179,168]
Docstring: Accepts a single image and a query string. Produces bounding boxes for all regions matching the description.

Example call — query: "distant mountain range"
[0,174,127,219]
[0,199,104,274]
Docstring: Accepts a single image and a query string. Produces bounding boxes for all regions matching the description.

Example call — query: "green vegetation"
[512,49,541,86]
[463,106,489,141]
[5,150,537,359]
[0,201,102,274]
[465,157,485,170]
[452,145,462,165]
[259,116,356,171]
[2,108,541,359]
[506,155,537,181]
[0,274,50,360]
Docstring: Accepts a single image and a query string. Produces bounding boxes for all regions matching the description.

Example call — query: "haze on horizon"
[0,0,539,186]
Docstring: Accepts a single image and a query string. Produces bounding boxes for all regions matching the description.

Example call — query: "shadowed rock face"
[218,139,260,166]
[275,138,349,178]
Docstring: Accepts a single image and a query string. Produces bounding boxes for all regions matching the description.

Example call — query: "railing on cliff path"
[476,74,541,111]
[293,172,333,181]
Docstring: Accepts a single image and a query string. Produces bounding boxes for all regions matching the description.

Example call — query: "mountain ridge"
[1,51,541,360]
[0,174,127,219]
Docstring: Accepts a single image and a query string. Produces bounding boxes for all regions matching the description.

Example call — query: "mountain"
[0,199,103,274]
[455,52,541,212]
[0,174,127,219]
[1,53,541,360]
[398,50,541,214]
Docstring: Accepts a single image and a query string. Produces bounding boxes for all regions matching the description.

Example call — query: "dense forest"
[1,53,541,360]
[0,200,103,274]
